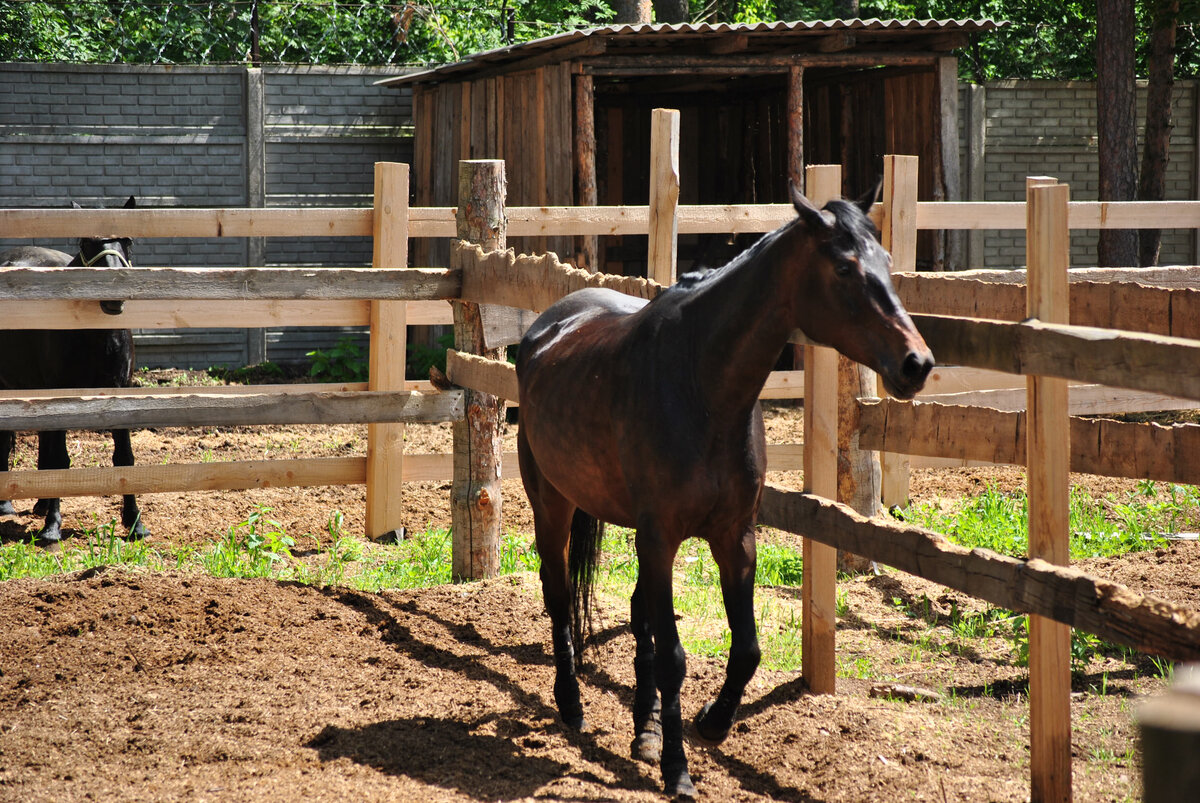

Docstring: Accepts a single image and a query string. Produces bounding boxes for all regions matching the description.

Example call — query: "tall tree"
[654,0,690,23]
[1096,0,1139,267]
[1137,0,1179,267]
[614,0,652,23]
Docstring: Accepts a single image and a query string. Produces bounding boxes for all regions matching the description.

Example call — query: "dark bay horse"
[516,185,933,798]
[0,197,148,543]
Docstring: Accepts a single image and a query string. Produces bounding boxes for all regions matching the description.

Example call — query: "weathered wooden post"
[1025,176,1072,803]
[879,155,920,509]
[801,164,840,695]
[451,159,506,580]
[365,161,409,539]
[1138,663,1200,802]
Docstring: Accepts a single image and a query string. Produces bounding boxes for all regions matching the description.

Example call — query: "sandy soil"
[0,395,1194,802]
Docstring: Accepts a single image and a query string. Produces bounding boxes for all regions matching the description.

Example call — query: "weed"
[307,337,368,383]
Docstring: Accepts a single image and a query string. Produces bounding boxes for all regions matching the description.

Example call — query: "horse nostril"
[903,351,933,383]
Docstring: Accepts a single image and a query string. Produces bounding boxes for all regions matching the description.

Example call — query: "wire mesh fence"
[0,0,607,65]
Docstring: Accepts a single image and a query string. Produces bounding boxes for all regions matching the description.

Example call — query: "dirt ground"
[0,393,1196,801]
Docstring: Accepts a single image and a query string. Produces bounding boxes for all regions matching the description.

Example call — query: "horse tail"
[568,508,604,662]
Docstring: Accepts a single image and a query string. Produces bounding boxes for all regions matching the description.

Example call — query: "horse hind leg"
[0,430,15,517]
[34,431,67,542]
[629,578,663,763]
[111,429,148,539]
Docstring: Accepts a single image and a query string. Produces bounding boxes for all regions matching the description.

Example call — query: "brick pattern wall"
[0,63,414,368]
[961,80,1198,268]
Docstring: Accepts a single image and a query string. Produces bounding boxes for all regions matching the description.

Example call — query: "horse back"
[0,247,72,268]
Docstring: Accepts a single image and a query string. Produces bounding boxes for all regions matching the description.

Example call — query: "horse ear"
[71,201,82,210]
[855,179,882,215]
[124,196,136,208]
[790,181,831,231]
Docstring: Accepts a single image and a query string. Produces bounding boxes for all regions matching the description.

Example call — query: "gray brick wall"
[961,79,1198,269]
[0,63,416,369]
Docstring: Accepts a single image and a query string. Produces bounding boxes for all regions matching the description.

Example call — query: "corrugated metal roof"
[379,18,1005,86]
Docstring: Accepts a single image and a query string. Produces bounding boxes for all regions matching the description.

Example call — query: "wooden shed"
[382,19,1001,274]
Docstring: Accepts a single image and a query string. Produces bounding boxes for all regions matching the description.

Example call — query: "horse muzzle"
[100,300,125,316]
[881,347,934,400]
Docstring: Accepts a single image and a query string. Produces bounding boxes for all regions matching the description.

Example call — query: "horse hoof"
[693,702,731,747]
[126,521,149,540]
[562,714,587,732]
[631,730,662,763]
[663,770,698,801]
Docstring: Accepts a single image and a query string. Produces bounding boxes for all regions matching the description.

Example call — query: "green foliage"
[208,361,286,384]
[406,332,455,381]
[203,504,296,578]
[307,337,368,383]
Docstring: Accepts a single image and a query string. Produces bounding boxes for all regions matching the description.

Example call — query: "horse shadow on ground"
[303,585,661,799]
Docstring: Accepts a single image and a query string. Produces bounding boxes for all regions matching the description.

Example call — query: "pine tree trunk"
[614,0,652,24]
[1137,0,1179,268]
[653,0,688,23]
[1096,0,1139,267]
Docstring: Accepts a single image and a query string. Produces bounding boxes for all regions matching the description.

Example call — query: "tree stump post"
[1138,664,1200,803]
[451,159,506,580]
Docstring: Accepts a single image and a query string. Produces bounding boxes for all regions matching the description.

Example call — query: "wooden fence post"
[802,164,841,695]
[648,108,680,286]
[366,162,409,539]
[451,159,506,580]
[879,155,920,508]
[573,73,598,273]
[1026,176,1073,803]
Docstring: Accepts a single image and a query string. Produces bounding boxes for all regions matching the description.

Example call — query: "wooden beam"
[0,381,439,399]
[454,241,661,314]
[879,154,919,507]
[446,350,518,402]
[758,487,1200,662]
[572,73,599,272]
[914,314,1200,402]
[1024,177,1073,803]
[365,162,411,540]
[648,108,680,286]
[0,299,452,330]
[0,389,461,432]
[0,266,459,302]
[859,398,1200,484]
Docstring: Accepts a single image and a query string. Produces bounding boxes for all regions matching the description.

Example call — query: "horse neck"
[683,224,811,417]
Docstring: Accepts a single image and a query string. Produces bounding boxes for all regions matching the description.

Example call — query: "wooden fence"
[4,132,1200,800]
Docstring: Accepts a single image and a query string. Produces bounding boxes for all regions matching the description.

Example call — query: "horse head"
[789,184,933,400]
[74,196,135,316]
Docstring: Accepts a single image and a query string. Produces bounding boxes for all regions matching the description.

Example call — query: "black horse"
[0,197,148,543]
[517,185,933,798]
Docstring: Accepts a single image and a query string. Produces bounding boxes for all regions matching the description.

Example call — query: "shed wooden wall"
[412,64,576,270]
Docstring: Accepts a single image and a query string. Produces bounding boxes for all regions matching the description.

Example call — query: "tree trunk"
[1137,0,1179,268]
[653,0,688,23]
[614,0,652,24]
[1096,0,1139,267]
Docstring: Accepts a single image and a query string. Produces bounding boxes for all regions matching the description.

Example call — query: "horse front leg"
[636,524,695,799]
[0,430,15,516]
[34,431,67,542]
[111,428,148,539]
[629,578,662,763]
[695,526,761,744]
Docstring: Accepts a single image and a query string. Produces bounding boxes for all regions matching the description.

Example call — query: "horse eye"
[835,260,855,277]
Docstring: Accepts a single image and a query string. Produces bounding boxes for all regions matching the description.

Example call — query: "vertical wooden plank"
[879,154,919,508]
[534,67,549,255]
[451,159,506,580]
[573,72,598,272]
[648,108,680,287]
[938,56,963,269]
[1026,176,1073,803]
[365,162,409,540]
[966,84,987,268]
[802,164,840,695]
[787,65,805,193]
